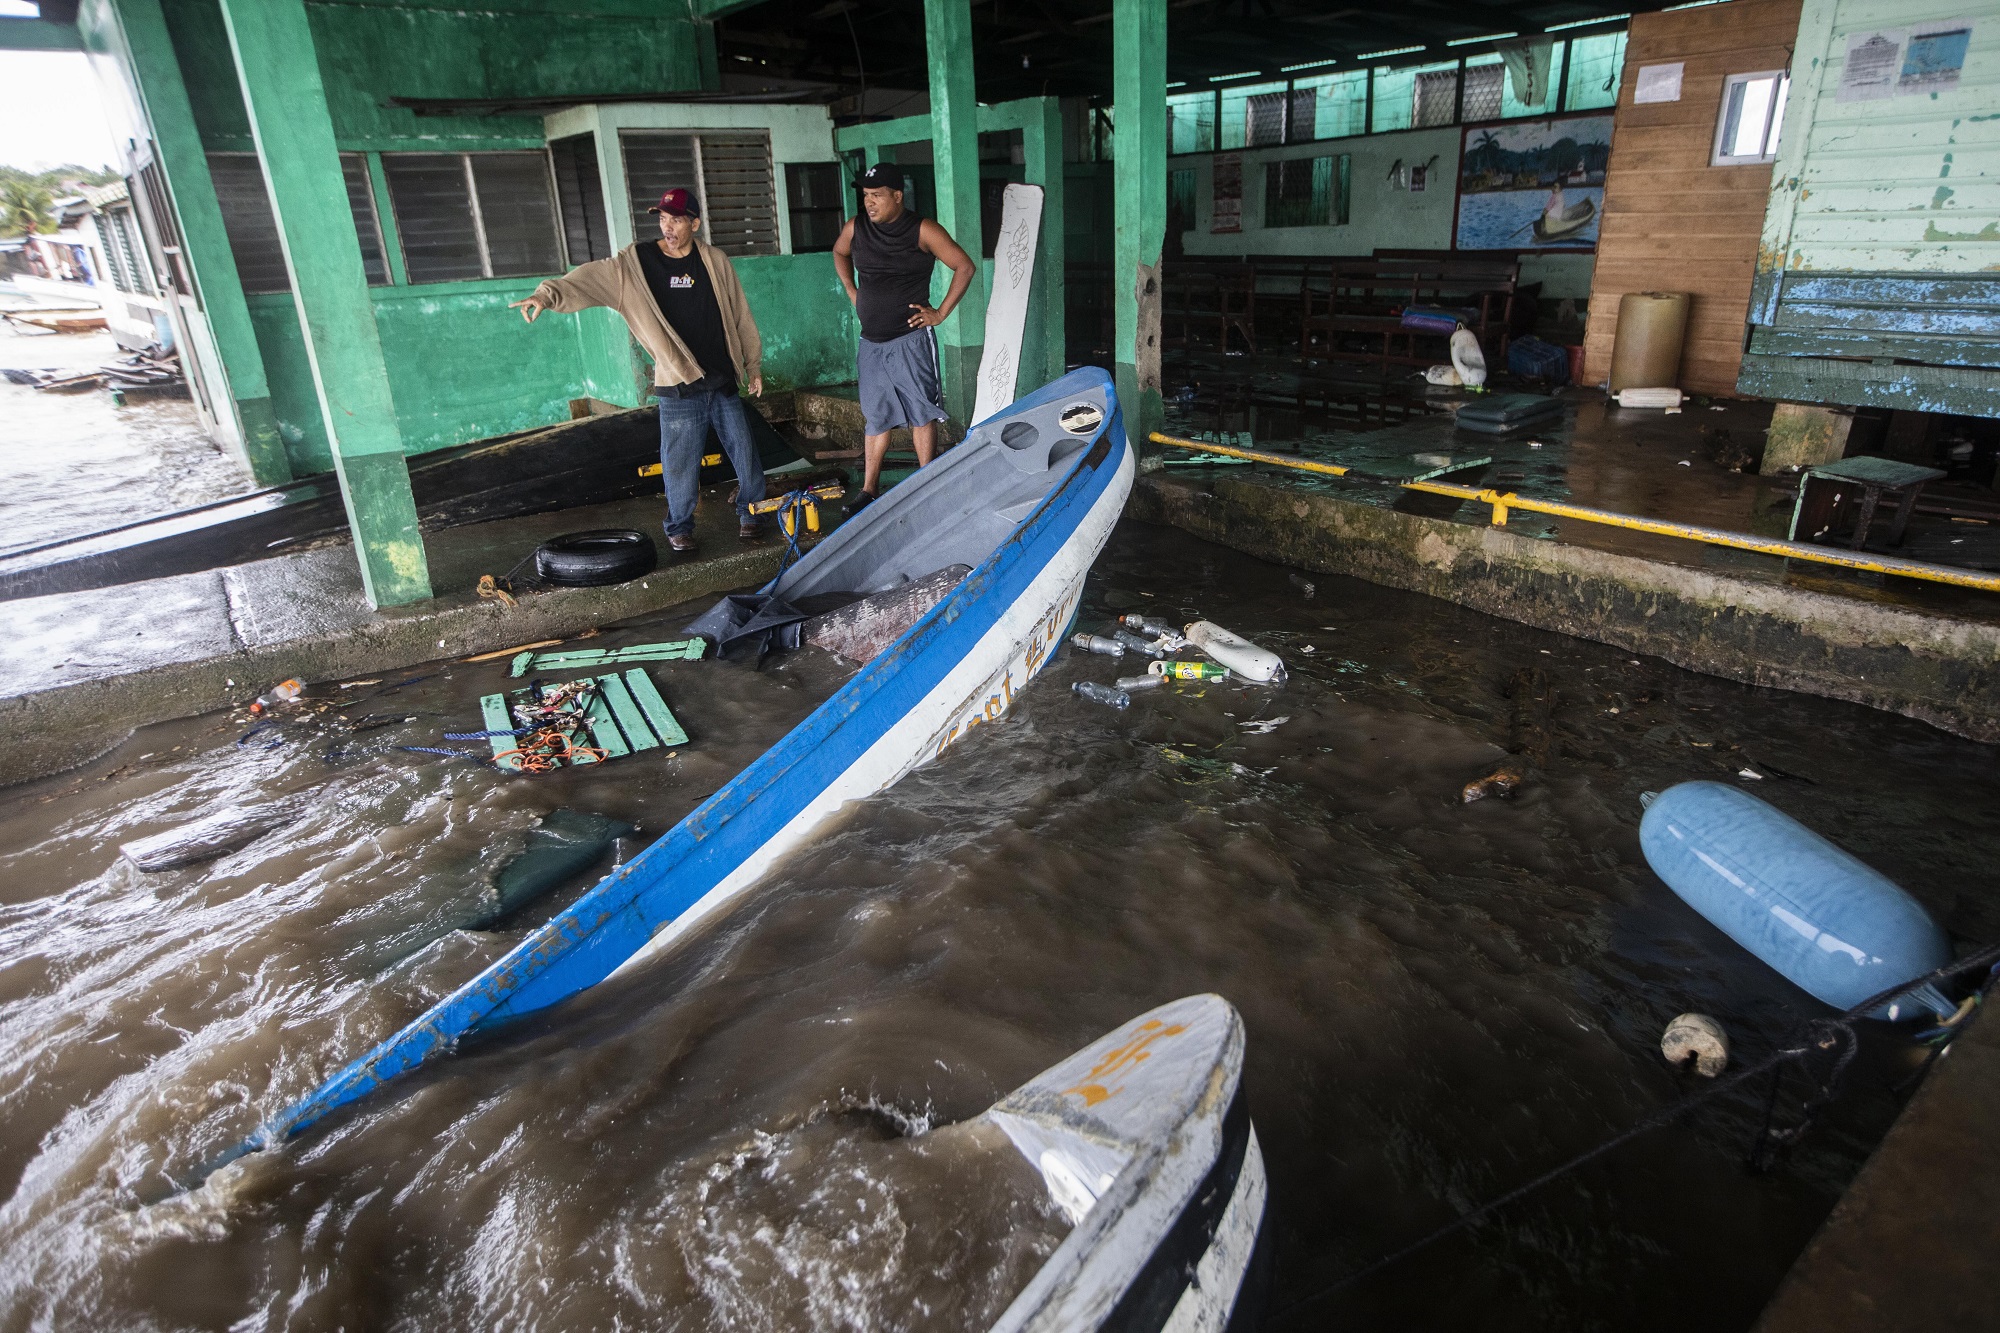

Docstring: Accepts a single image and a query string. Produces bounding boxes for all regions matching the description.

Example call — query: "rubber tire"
[533,529,657,587]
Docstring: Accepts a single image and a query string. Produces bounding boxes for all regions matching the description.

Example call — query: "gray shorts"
[858,327,948,436]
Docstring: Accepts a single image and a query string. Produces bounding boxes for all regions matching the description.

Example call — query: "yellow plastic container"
[1608,291,1690,393]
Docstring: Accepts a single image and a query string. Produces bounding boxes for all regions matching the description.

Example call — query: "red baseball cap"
[647,187,701,218]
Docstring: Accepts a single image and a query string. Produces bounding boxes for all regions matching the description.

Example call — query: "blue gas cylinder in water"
[1639,782,1953,1020]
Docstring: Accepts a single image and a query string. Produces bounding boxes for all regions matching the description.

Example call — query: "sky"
[0,49,124,174]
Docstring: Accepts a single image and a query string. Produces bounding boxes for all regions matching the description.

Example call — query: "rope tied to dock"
[1266,941,2000,1325]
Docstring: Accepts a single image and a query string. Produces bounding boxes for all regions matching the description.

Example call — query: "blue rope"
[398,745,485,759]
[443,728,531,739]
[774,492,812,573]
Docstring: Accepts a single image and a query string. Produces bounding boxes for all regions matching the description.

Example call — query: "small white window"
[1712,70,1788,166]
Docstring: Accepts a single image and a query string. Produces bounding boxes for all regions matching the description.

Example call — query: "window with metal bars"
[209,152,390,293]
[1459,62,1506,122]
[621,130,779,257]
[1262,154,1349,229]
[382,151,563,284]
[549,133,612,267]
[784,161,844,253]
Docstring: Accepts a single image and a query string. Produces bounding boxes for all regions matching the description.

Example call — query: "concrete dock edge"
[0,543,783,787]
[1131,473,2000,742]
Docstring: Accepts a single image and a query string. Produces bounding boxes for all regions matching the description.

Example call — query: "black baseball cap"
[855,163,904,191]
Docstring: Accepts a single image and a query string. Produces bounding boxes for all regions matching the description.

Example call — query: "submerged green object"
[464,809,637,929]
[509,639,706,677]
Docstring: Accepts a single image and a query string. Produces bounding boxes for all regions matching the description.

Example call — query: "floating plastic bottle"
[1112,629,1168,659]
[1183,622,1285,684]
[250,678,305,714]
[1120,614,1175,638]
[1115,674,1163,692]
[1070,633,1124,658]
[1072,680,1130,710]
[1119,614,1187,650]
[1148,660,1229,681]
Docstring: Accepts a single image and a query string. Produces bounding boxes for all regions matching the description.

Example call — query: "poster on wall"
[1454,114,1612,251]
[1211,154,1242,233]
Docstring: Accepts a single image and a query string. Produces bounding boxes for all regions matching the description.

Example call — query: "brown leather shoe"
[739,518,762,541]
[667,533,697,554]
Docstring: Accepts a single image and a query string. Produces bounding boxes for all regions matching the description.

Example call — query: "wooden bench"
[1300,251,1519,369]
[1156,251,1520,372]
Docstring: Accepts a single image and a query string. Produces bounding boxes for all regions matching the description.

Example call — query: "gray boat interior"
[775,382,1110,602]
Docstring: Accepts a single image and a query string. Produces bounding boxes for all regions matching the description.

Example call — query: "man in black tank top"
[832,163,978,510]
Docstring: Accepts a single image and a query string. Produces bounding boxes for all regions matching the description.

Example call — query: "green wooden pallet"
[479,670,687,772]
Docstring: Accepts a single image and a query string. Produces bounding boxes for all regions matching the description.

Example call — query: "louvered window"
[382,151,562,284]
[99,206,153,296]
[209,152,388,292]
[621,130,779,257]
[549,133,612,266]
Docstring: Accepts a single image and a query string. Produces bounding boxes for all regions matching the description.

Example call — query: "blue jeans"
[656,389,764,538]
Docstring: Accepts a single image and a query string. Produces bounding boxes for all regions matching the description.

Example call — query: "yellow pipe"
[1149,433,1351,477]
[1149,432,2000,594]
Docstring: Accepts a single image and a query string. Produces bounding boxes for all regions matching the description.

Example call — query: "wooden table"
[1789,456,1947,550]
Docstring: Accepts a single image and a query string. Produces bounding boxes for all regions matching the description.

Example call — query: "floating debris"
[1660,1013,1730,1077]
[120,802,303,872]
[1461,767,1525,803]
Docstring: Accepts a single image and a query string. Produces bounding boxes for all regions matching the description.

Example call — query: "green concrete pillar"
[924,0,986,422]
[106,0,291,486]
[580,122,647,406]
[1020,97,1068,394]
[217,0,430,608]
[1112,0,1166,454]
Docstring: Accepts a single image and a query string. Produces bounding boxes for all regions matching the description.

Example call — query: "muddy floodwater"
[2,522,1995,1331]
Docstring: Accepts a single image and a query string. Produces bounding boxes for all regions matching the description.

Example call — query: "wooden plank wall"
[1581,0,1803,395]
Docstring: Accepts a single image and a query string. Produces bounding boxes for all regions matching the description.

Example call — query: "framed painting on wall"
[1454,114,1613,250]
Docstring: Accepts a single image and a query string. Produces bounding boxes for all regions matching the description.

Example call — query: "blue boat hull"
[223,369,1135,1161]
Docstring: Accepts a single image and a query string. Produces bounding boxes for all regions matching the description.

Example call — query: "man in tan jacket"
[512,188,765,553]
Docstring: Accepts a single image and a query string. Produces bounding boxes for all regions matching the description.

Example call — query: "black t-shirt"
[636,241,736,395]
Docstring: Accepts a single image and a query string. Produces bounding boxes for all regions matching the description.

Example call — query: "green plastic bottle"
[1149,660,1230,681]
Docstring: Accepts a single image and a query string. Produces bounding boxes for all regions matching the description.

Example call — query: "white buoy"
[1184,621,1286,684]
[1661,1013,1730,1077]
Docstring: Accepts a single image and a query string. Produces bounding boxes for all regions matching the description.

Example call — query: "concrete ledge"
[1132,473,2000,742]
[0,501,785,786]
[1753,1000,2000,1332]
[793,386,966,452]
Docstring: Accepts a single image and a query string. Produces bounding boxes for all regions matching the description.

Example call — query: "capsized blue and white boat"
[981,994,1270,1332]
[207,366,1135,1168]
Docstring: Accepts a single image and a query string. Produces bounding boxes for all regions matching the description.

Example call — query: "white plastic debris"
[1661,1013,1730,1077]
[1185,621,1286,684]
[1424,364,1463,386]
[1449,327,1487,388]
[1613,387,1683,409]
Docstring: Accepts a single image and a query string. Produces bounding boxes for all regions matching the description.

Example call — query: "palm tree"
[1,180,57,240]
[1469,130,1502,177]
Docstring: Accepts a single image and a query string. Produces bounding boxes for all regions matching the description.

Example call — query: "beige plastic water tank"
[1608,291,1690,393]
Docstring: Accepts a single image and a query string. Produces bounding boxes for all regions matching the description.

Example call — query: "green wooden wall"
[1742,0,2000,414]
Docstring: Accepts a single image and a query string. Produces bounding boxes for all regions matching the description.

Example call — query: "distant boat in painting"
[1534,194,1597,243]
